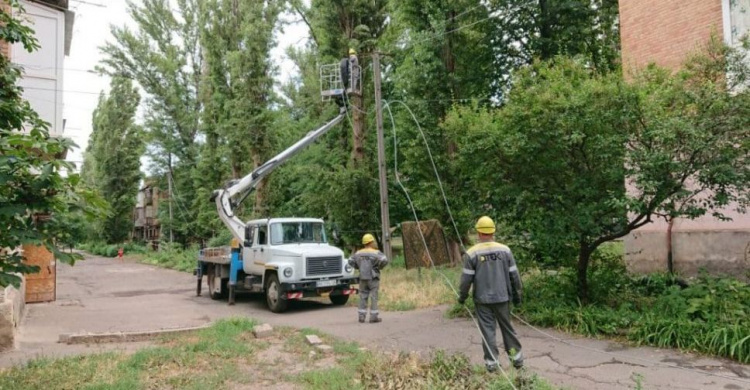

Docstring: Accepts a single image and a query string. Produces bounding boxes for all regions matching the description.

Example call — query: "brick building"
[619,0,749,277]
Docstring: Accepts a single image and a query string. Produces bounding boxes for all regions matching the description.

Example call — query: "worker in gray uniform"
[458,216,524,372]
[349,233,389,323]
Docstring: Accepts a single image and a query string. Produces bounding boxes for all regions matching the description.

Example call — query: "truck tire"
[207,267,227,300]
[265,273,288,313]
[330,294,349,306]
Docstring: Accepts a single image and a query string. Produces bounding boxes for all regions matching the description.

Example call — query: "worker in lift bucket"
[348,233,389,323]
[458,216,524,372]
[335,48,360,111]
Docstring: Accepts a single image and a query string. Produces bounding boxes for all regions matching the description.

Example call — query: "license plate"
[316,279,337,288]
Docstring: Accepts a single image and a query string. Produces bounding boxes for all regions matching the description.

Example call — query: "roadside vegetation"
[0,318,557,390]
[448,245,750,364]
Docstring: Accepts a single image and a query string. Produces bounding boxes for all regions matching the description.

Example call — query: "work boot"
[358,313,366,323]
[369,313,382,323]
[486,363,499,373]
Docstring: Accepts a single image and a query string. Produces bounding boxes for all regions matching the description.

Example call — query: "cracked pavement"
[1,255,748,390]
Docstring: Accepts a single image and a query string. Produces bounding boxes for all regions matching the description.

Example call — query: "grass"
[447,245,750,363]
[138,242,197,273]
[0,318,261,390]
[0,318,559,390]
[348,256,462,311]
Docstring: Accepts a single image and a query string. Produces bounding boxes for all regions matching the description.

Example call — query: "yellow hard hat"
[475,216,496,234]
[362,233,375,245]
[349,48,357,55]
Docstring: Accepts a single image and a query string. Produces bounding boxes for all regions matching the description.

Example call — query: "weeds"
[448,252,750,363]
[139,242,197,272]
[80,241,148,258]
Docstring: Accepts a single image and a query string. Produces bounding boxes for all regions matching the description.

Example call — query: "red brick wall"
[1,1,10,60]
[620,0,724,75]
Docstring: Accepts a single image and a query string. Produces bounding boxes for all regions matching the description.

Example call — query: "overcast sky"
[62,0,309,169]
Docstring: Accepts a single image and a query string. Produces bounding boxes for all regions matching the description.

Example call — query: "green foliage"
[100,0,203,243]
[519,269,750,363]
[140,243,197,273]
[443,44,749,300]
[0,1,102,286]
[0,318,259,389]
[81,77,144,244]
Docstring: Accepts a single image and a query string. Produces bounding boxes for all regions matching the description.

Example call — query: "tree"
[443,44,749,301]
[199,0,283,217]
[100,0,203,243]
[81,77,144,244]
[489,0,621,97]
[0,0,89,286]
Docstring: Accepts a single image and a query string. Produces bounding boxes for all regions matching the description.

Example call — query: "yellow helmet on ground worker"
[349,48,357,55]
[362,233,375,245]
[475,216,496,234]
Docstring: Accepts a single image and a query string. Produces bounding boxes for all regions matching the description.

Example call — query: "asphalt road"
[1,255,748,390]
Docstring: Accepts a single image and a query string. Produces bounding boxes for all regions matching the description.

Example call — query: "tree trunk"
[577,243,592,303]
[538,0,553,60]
[667,218,674,274]
[351,93,365,166]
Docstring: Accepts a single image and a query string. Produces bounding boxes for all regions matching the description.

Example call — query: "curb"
[59,324,210,345]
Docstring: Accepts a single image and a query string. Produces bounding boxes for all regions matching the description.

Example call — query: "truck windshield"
[270,222,327,245]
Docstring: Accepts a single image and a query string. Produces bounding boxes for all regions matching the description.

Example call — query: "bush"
[520,269,749,362]
[80,241,148,258]
[207,230,233,248]
[446,249,750,363]
[140,242,197,273]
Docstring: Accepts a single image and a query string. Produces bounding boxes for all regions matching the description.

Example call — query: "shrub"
[140,242,198,273]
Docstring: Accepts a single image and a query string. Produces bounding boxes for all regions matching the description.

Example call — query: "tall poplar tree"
[81,77,144,244]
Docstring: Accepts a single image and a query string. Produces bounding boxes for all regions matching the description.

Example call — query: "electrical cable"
[383,100,518,389]
[387,99,750,387]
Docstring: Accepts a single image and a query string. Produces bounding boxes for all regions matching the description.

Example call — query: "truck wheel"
[207,267,227,300]
[265,274,288,313]
[330,294,349,306]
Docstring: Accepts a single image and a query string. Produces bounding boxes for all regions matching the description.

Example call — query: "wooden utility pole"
[372,53,392,260]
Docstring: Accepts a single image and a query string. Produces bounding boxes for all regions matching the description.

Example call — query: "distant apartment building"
[132,183,165,249]
[620,0,749,277]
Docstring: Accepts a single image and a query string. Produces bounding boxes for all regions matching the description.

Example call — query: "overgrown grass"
[80,241,149,258]
[448,248,750,363]
[0,318,559,390]
[0,318,260,390]
[139,242,197,273]
[286,328,557,390]
[348,256,461,311]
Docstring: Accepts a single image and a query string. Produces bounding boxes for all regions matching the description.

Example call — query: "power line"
[69,0,107,7]
[383,100,518,388]
[19,85,102,95]
[387,99,750,387]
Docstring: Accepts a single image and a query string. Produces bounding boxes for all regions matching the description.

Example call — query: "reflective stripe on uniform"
[509,265,518,273]
[370,310,379,314]
[462,268,475,275]
[358,309,367,313]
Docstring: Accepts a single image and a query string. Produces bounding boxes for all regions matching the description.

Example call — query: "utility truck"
[195,60,362,313]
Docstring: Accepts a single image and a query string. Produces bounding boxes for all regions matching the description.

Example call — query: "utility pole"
[167,153,174,243]
[372,53,392,260]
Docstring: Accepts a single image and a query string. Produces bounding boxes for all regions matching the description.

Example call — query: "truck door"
[249,224,270,275]
[241,224,255,274]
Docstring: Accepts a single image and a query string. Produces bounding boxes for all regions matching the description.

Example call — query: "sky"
[61,0,309,170]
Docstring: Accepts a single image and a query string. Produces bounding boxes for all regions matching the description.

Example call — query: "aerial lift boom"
[211,113,346,243]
